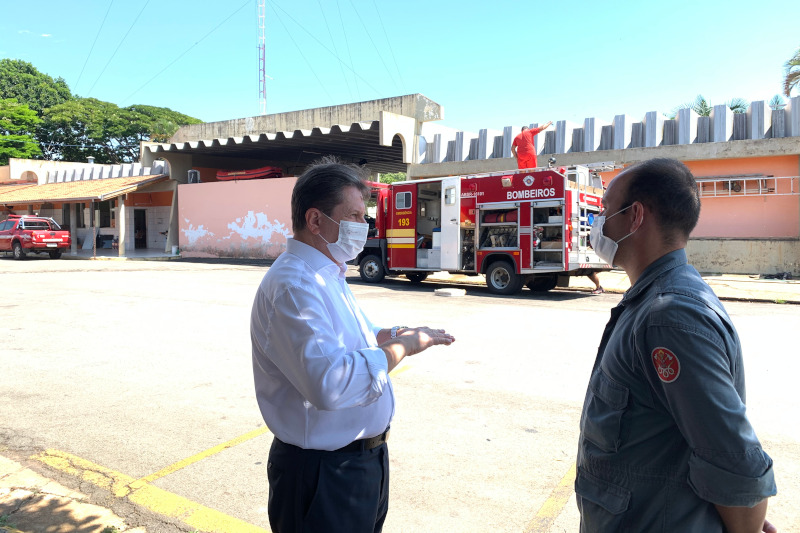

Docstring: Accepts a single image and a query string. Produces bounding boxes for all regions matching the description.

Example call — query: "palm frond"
[727,98,749,113]
[783,47,800,97]
[769,94,786,110]
[691,95,713,116]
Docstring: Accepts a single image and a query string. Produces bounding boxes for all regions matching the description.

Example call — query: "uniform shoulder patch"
[651,347,680,383]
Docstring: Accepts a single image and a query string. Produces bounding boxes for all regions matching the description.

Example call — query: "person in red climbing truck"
[511,121,552,169]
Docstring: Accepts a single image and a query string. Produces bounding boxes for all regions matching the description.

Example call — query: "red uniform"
[512,126,545,169]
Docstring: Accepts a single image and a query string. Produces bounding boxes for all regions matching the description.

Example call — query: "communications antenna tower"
[258,0,266,115]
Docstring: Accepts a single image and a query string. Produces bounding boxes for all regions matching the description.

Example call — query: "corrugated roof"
[146,121,408,174]
[0,175,169,204]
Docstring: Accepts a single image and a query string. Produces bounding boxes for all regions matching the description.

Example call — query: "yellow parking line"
[524,463,576,533]
[389,364,413,377]
[131,426,271,488]
[33,432,273,533]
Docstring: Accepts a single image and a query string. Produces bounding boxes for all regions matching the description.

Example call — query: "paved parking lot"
[1,257,798,532]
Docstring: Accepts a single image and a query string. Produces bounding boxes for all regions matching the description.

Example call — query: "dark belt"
[333,428,390,453]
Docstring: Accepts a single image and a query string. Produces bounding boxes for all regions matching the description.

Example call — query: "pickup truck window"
[0,220,11,230]
[21,221,51,230]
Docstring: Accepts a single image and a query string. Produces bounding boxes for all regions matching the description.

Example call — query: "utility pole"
[258,0,266,115]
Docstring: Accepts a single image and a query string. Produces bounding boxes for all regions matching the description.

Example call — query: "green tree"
[125,104,202,143]
[0,98,42,164]
[0,60,201,162]
[0,59,71,115]
[379,172,406,184]
[39,98,140,163]
[38,99,202,163]
[784,46,800,97]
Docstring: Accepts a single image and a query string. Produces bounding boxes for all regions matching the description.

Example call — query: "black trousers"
[267,437,390,533]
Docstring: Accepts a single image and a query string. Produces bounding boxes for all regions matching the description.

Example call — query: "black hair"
[621,158,701,242]
[291,156,370,232]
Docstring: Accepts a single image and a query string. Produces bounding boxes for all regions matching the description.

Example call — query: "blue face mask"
[590,205,635,266]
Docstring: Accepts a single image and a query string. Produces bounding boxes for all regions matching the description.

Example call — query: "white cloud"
[41,34,52,38]
[18,30,30,34]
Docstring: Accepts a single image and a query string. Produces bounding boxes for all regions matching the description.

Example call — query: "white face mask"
[590,204,635,266]
[318,212,369,263]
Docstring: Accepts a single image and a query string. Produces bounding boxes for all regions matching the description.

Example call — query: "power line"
[270,2,382,96]
[86,0,151,97]
[121,0,251,105]
[347,0,397,92]
[370,0,405,93]
[336,0,359,99]
[317,0,352,101]
[1,138,141,149]
[74,0,115,92]
[268,2,335,105]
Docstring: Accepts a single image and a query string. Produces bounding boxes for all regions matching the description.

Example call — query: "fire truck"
[357,165,610,295]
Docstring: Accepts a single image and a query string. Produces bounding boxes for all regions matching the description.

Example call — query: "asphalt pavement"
[1,261,797,533]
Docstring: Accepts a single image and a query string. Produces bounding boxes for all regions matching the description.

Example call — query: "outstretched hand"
[398,327,455,356]
[380,326,455,371]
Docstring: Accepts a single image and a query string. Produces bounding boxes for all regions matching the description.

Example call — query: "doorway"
[134,209,147,249]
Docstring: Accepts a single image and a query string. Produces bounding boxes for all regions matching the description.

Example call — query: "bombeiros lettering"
[506,187,556,200]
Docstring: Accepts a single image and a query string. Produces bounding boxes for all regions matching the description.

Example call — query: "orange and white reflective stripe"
[386,228,415,248]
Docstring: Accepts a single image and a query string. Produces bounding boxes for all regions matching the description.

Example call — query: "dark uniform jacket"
[576,249,776,532]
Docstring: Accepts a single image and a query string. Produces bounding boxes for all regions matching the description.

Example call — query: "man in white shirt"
[251,159,455,533]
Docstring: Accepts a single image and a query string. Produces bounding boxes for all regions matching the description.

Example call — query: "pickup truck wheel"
[359,254,385,283]
[49,250,63,259]
[486,261,523,295]
[527,274,558,292]
[406,272,429,283]
[12,242,26,260]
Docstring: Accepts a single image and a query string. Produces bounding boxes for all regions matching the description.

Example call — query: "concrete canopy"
[146,121,408,175]
[144,94,444,178]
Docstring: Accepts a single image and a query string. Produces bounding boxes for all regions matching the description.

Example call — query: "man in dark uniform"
[576,158,777,532]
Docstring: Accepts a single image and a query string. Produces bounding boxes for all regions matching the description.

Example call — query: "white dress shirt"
[251,238,394,451]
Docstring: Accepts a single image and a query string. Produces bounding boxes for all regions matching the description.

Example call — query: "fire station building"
[1,93,798,276]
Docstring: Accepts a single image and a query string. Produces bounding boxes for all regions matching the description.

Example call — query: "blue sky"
[2,0,798,133]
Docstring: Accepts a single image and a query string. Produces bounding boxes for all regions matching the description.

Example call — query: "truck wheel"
[359,254,385,283]
[527,274,558,292]
[49,250,63,259]
[406,272,429,284]
[486,261,522,295]
[12,242,26,260]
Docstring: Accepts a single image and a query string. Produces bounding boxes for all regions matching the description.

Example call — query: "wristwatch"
[390,326,408,339]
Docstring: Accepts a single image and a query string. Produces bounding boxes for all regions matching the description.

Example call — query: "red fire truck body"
[357,165,610,295]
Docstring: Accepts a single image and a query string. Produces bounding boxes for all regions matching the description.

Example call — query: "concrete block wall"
[584,118,607,151]
[46,161,167,184]
[420,96,800,165]
[643,111,665,147]
[711,105,733,142]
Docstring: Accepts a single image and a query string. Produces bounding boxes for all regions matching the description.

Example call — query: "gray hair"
[291,156,370,232]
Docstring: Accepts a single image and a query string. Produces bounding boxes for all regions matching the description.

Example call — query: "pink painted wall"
[694,195,798,238]
[690,156,799,238]
[597,155,800,239]
[177,177,297,259]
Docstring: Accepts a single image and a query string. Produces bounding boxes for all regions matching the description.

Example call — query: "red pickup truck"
[0,214,71,259]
